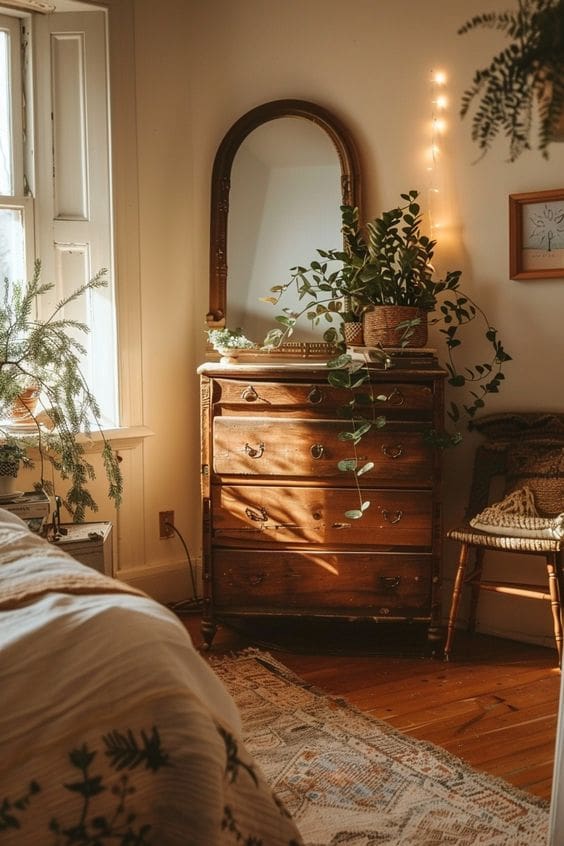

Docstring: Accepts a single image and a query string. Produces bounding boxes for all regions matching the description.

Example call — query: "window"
[0,14,28,284]
[0,3,118,427]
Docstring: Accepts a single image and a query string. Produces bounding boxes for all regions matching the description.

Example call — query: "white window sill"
[80,425,154,451]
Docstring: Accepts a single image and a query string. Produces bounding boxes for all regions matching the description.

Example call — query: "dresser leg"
[201,618,217,650]
[426,624,443,650]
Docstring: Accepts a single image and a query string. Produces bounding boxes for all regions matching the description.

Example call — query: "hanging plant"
[459,0,564,161]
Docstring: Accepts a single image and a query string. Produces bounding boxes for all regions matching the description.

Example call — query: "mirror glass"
[227,117,342,345]
[208,100,360,354]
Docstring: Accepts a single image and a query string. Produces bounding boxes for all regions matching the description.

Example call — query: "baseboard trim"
[117,556,202,603]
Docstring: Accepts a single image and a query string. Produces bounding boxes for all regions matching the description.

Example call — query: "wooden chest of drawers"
[198,357,445,649]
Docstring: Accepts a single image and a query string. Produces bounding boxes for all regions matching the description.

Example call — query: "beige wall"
[120,0,564,644]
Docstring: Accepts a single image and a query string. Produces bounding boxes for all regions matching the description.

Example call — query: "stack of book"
[0,490,51,534]
[346,345,439,370]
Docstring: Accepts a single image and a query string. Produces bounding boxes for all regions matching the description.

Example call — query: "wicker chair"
[444,412,564,664]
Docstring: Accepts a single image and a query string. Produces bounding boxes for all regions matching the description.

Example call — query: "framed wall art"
[509,189,564,280]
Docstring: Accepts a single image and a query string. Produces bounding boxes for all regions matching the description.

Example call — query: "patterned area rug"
[211,649,550,846]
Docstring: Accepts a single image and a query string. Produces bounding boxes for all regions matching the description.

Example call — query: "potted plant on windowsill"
[0,442,30,498]
[0,260,123,521]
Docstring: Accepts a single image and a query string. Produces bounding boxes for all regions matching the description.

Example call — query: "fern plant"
[459,0,564,161]
[0,260,123,521]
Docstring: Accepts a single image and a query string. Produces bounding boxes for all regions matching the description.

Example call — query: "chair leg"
[556,550,564,627]
[468,547,485,634]
[444,543,470,661]
[546,553,563,666]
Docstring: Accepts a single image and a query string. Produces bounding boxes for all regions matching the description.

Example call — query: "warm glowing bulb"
[431,144,440,157]
[433,70,446,85]
[434,118,447,133]
[436,95,448,109]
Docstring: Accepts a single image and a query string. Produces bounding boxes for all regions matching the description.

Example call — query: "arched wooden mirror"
[207,99,361,353]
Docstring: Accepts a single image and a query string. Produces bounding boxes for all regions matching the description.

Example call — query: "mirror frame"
[207,99,362,351]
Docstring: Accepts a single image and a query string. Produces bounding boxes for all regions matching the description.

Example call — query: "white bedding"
[0,509,302,845]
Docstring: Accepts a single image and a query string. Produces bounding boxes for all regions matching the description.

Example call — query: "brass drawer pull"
[244,441,265,459]
[382,444,403,460]
[307,386,324,405]
[241,385,258,401]
[382,509,403,524]
[249,573,265,586]
[384,387,406,406]
[245,505,269,522]
[332,522,351,529]
[310,443,325,459]
[380,575,401,593]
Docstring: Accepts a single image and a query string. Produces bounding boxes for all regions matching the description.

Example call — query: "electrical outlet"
[159,510,174,539]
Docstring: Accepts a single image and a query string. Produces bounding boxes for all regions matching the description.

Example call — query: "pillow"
[506,441,564,517]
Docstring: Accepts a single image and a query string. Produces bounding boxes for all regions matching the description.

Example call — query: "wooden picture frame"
[509,189,564,280]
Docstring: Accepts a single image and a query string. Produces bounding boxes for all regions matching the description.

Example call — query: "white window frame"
[32,5,119,428]
[0,2,121,428]
[0,13,23,196]
[0,13,34,282]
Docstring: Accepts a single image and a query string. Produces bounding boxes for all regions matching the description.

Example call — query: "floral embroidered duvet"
[0,509,302,846]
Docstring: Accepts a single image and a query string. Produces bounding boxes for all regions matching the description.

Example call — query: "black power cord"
[164,521,203,615]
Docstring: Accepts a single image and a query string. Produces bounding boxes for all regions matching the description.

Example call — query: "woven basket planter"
[0,461,19,497]
[362,306,428,348]
[343,321,363,346]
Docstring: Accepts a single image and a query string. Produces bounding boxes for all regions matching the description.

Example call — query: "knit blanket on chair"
[470,486,564,539]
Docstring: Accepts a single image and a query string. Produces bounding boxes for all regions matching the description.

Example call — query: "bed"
[0,509,303,845]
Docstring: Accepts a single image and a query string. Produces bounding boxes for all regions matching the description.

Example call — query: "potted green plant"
[262,190,512,518]
[459,0,564,161]
[344,195,456,349]
[0,260,123,521]
[263,190,511,426]
[0,442,29,498]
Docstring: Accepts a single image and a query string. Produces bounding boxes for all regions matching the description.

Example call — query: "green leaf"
[356,461,374,477]
[344,508,364,519]
[354,421,372,437]
[328,370,350,388]
[327,354,352,369]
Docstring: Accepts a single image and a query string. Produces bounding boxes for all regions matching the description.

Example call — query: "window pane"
[0,30,12,195]
[0,206,25,283]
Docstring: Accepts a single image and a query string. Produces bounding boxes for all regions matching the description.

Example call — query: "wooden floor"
[179,612,562,801]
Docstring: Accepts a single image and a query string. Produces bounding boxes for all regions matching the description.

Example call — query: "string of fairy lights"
[427,69,448,240]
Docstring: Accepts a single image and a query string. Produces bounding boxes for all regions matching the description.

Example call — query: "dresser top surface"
[197,354,446,380]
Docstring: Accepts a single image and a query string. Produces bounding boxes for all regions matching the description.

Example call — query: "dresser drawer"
[212,378,434,416]
[213,417,433,485]
[211,485,432,547]
[212,549,432,615]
